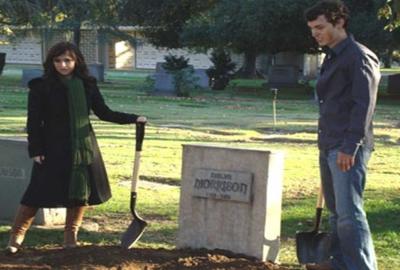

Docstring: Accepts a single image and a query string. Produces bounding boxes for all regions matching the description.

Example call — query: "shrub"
[162,54,197,97]
[206,49,236,90]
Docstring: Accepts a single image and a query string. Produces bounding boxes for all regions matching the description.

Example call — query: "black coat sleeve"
[89,81,138,124]
[27,79,45,157]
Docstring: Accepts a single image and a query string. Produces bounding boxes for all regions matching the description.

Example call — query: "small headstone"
[0,138,65,225]
[21,69,43,87]
[88,63,105,82]
[153,64,209,94]
[387,73,400,95]
[154,71,175,93]
[193,69,209,88]
[268,65,299,87]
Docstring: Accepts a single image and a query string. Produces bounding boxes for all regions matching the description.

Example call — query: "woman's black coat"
[21,76,138,207]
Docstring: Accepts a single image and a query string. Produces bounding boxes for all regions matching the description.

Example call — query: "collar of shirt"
[326,34,354,59]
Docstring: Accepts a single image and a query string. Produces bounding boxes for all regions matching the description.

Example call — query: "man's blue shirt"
[316,35,380,156]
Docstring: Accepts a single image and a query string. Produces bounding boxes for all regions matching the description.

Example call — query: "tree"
[379,0,400,30]
[0,0,131,48]
[346,0,400,67]
[182,0,316,78]
[0,1,47,38]
[120,0,218,49]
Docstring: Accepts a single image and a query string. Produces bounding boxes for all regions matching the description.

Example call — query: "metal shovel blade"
[121,190,147,249]
[296,184,331,264]
[296,230,331,264]
[121,210,148,249]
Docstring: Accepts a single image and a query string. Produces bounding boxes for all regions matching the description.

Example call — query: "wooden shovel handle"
[316,183,325,208]
[131,123,145,192]
[314,183,325,231]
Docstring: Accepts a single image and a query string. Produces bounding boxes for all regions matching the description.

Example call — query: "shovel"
[296,183,331,264]
[121,122,148,249]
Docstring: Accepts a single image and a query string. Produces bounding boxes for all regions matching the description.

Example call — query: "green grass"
[0,67,399,269]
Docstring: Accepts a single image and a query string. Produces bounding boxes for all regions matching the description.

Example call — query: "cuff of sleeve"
[28,146,44,158]
[340,142,361,157]
[130,114,138,123]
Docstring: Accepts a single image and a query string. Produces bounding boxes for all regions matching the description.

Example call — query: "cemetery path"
[0,245,292,269]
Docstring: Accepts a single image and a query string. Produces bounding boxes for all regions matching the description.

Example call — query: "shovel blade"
[121,215,148,249]
[296,231,331,264]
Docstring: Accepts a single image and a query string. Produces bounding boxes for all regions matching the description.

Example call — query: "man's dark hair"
[304,0,350,28]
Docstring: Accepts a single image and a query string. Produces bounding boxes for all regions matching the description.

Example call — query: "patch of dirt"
[0,246,291,270]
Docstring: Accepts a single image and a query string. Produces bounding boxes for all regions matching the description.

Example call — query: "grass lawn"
[0,66,399,269]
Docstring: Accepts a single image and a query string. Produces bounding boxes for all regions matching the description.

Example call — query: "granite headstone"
[268,65,299,87]
[0,138,65,225]
[178,144,284,262]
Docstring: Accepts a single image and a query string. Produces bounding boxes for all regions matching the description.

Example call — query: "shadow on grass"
[251,136,316,145]
[255,127,316,135]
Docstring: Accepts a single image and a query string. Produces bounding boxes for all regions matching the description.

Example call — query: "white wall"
[0,36,42,64]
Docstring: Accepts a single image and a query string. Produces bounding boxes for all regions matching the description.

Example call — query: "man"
[304,1,380,270]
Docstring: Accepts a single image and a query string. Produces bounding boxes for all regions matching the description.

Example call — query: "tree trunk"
[73,26,81,48]
[235,51,263,79]
[383,49,393,68]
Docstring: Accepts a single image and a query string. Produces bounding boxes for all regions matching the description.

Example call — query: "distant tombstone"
[88,63,105,82]
[0,138,65,225]
[154,71,175,93]
[154,63,209,94]
[387,73,400,95]
[268,65,299,87]
[0,52,6,75]
[22,69,43,87]
[193,69,209,88]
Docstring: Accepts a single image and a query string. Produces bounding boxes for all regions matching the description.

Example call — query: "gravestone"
[268,65,299,87]
[387,73,400,95]
[21,69,43,87]
[0,52,6,75]
[193,69,209,88]
[153,63,209,94]
[0,138,65,225]
[154,67,175,93]
[177,144,284,262]
[88,63,105,82]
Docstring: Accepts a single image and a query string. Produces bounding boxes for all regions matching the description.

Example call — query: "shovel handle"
[314,183,325,231]
[316,183,324,208]
[136,123,145,152]
[131,123,145,192]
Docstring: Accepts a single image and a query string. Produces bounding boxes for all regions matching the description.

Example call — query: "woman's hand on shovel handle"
[33,155,45,164]
[136,116,147,123]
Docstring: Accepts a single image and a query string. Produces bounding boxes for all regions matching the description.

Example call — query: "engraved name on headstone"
[0,167,26,179]
[193,169,253,203]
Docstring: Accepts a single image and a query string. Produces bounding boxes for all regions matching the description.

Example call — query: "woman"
[6,41,146,254]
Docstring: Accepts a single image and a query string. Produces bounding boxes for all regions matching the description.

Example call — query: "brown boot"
[63,207,85,248]
[6,205,38,254]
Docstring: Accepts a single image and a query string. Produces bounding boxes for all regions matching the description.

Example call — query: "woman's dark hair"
[43,41,94,82]
[304,0,350,28]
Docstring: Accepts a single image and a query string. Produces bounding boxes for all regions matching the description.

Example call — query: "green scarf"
[63,76,93,203]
